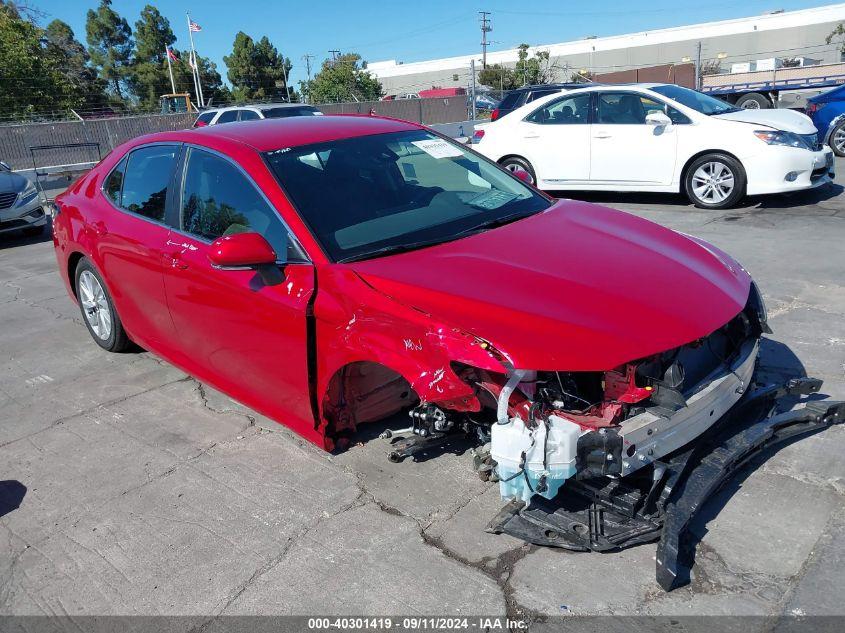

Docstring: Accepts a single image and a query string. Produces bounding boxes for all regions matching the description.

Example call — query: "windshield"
[651,85,738,115]
[265,130,550,262]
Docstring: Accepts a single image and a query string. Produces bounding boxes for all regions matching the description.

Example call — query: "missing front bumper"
[486,376,844,591]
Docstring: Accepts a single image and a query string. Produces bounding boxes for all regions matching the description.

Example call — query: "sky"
[30,0,839,88]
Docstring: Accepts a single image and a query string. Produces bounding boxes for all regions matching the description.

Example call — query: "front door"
[161,146,316,433]
[590,91,678,185]
[520,92,592,185]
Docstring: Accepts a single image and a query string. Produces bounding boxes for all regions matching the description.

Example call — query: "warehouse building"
[368,3,845,96]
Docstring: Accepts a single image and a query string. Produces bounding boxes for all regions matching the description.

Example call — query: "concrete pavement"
[1,162,844,626]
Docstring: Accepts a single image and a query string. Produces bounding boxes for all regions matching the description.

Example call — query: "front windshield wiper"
[338,210,539,264]
[338,237,455,263]
[452,210,537,239]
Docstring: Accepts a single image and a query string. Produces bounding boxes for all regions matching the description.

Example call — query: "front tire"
[500,156,536,186]
[684,154,746,210]
[75,259,131,352]
[829,121,845,157]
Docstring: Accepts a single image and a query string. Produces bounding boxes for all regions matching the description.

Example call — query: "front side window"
[596,93,665,124]
[526,93,591,125]
[216,110,239,124]
[180,148,298,260]
[265,130,550,262]
[119,145,176,221]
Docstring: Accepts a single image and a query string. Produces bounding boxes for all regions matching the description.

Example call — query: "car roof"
[140,115,424,152]
[200,103,315,115]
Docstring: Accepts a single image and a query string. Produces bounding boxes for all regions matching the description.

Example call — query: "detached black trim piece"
[487,376,843,592]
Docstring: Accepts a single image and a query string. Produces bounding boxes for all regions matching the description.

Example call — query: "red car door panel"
[161,146,317,438]
[94,145,179,348]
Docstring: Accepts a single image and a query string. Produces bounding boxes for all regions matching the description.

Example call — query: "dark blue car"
[807,85,845,157]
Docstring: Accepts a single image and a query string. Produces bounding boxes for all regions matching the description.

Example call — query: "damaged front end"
[372,283,844,591]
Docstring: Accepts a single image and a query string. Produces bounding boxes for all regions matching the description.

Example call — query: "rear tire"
[75,258,131,352]
[736,93,771,109]
[829,121,845,157]
[684,153,746,210]
[499,156,536,186]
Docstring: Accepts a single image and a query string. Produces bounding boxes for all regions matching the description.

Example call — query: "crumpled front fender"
[314,266,507,444]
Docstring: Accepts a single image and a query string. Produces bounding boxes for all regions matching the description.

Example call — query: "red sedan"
[52,114,844,589]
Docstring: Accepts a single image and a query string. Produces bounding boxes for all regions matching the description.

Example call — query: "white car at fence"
[472,83,834,209]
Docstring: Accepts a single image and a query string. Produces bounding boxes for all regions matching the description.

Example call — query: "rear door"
[96,144,179,348]
[519,92,593,184]
[589,91,678,185]
[161,146,316,431]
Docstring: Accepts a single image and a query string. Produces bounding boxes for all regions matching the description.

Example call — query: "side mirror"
[645,111,672,127]
[0,161,10,171]
[209,232,278,268]
[209,232,287,286]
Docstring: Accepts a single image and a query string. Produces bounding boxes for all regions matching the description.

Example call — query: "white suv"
[193,103,322,127]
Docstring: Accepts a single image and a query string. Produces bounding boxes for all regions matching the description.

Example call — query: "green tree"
[478,64,519,91]
[827,24,845,53]
[224,32,292,101]
[131,5,176,109]
[305,53,382,103]
[85,0,134,100]
[513,44,557,86]
[44,19,107,113]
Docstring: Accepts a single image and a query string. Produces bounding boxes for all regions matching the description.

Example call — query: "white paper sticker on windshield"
[411,139,463,159]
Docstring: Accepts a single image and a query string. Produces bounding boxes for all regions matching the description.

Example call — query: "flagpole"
[165,47,176,94]
[186,13,204,107]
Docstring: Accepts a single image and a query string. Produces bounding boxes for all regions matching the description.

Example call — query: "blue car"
[807,85,845,157]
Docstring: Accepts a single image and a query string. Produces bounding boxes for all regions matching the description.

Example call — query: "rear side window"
[239,110,260,121]
[526,93,591,125]
[262,106,319,118]
[180,148,295,259]
[120,145,177,222]
[103,157,127,205]
[216,110,239,124]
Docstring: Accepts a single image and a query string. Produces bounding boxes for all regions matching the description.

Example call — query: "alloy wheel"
[691,161,735,205]
[504,162,534,185]
[78,270,112,341]
[833,127,845,154]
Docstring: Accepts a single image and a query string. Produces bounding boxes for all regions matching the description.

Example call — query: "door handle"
[593,133,612,139]
[91,221,108,236]
[524,135,540,139]
[168,253,189,270]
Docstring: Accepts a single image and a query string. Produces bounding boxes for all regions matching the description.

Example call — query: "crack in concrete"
[2,280,83,325]
[0,376,194,450]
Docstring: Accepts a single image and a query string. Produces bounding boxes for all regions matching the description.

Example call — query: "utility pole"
[302,54,314,103]
[479,11,492,68]
[695,40,702,89]
[328,49,340,65]
[470,59,477,120]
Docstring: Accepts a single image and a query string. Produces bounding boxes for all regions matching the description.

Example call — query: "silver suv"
[0,161,46,237]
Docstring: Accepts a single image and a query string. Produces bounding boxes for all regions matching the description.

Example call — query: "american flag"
[166,47,179,62]
[189,20,202,32]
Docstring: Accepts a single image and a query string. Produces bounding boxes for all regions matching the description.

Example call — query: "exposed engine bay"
[373,285,845,590]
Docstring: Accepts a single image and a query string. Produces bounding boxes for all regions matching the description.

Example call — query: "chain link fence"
[0,98,471,171]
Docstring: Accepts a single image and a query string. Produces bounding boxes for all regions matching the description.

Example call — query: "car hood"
[712,108,816,134]
[347,201,751,371]
[0,170,29,193]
